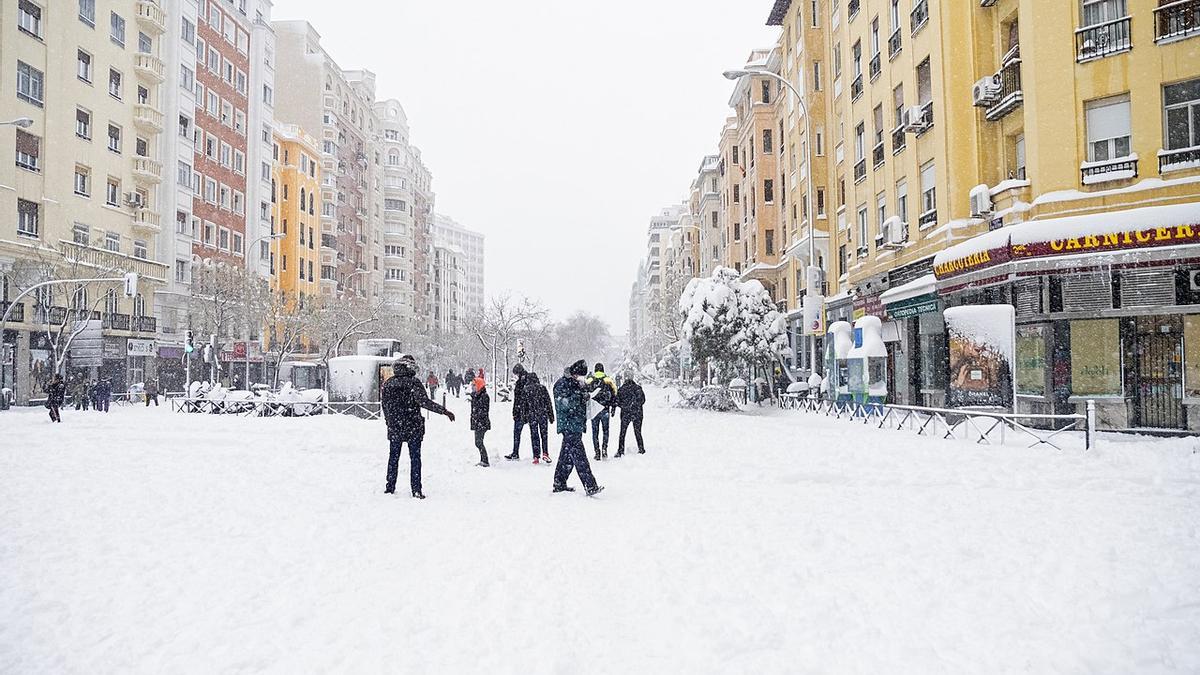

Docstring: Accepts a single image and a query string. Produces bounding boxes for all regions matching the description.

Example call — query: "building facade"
[433,213,485,321]
[269,123,320,300]
[374,99,417,321]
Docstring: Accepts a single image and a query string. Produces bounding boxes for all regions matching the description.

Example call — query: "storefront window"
[1016,324,1048,396]
[920,333,946,390]
[1070,319,1122,396]
[1184,316,1200,399]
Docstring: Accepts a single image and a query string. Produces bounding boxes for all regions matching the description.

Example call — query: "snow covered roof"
[934,201,1200,279]
[879,274,937,306]
[766,0,793,26]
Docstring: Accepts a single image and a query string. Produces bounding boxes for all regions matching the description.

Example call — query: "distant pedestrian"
[506,364,539,460]
[552,359,603,496]
[527,372,554,464]
[426,371,440,399]
[470,376,492,467]
[46,374,65,423]
[94,379,111,412]
[446,369,459,398]
[383,355,455,499]
[615,373,646,456]
[144,378,160,407]
[587,363,617,460]
[73,379,90,411]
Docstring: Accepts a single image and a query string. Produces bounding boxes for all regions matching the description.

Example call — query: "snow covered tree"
[678,266,787,378]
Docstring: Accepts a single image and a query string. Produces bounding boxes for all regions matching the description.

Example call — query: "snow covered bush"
[678,267,788,373]
[673,385,740,412]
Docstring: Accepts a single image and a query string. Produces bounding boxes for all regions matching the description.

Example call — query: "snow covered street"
[3,388,1200,673]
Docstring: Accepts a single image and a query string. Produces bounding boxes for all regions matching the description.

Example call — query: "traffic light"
[185,330,195,354]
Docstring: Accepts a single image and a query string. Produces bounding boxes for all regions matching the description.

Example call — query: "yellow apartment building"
[270,124,321,303]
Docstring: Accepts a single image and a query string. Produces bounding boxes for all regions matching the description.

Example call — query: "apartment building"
[433,213,485,320]
[693,154,722,277]
[716,117,742,274]
[375,99,416,321]
[411,150,435,332]
[430,242,465,335]
[1,0,171,403]
[269,123,320,300]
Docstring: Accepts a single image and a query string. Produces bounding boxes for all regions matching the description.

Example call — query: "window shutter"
[1119,268,1174,308]
[1014,277,1043,316]
[1062,272,1112,312]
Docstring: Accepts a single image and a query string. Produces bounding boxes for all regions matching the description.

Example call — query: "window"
[177,161,192,188]
[176,260,188,283]
[233,233,243,256]
[263,85,273,105]
[79,0,95,26]
[207,91,219,117]
[854,122,866,161]
[761,79,771,104]
[178,114,191,140]
[733,184,741,203]
[764,179,775,204]
[205,133,217,159]
[1085,95,1131,161]
[816,188,827,216]
[1081,0,1127,28]
[920,161,936,218]
[857,206,869,248]
[893,84,905,127]
[207,46,219,72]
[833,42,842,78]
[180,65,194,92]
[17,199,39,237]
[1164,78,1200,151]
[219,228,230,251]
[74,166,90,196]
[234,110,246,135]
[220,142,231,167]
[138,86,149,105]
[813,61,822,91]
[896,180,908,225]
[110,12,125,46]
[109,68,122,99]
[77,50,93,83]
[138,32,152,54]
[106,177,120,206]
[221,101,233,127]
[104,232,120,252]
[763,129,774,154]
[107,124,122,153]
[73,223,90,245]
[15,130,39,172]
[877,192,887,233]
[233,150,245,174]
[1012,134,1027,179]
[204,178,217,204]
[917,59,932,105]
[18,1,43,39]
[852,40,862,75]
[181,16,195,44]
[871,18,881,59]
[134,240,147,260]
[16,61,44,107]
[890,0,901,31]
[196,37,205,63]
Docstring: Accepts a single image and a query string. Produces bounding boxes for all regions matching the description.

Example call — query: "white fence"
[781,395,1096,450]
[169,396,382,420]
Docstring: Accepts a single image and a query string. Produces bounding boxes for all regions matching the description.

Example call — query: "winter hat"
[473,376,485,393]
[594,362,605,374]
[569,359,588,377]
[513,363,526,376]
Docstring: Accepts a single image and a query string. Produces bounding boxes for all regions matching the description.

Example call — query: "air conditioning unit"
[970,188,994,217]
[123,192,144,208]
[877,216,907,249]
[902,105,930,134]
[971,76,1001,107]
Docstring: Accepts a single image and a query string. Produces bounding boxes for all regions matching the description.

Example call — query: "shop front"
[99,337,128,395]
[881,274,946,407]
[934,201,1200,431]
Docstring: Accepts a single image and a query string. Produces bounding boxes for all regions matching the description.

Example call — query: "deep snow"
[2,388,1199,673]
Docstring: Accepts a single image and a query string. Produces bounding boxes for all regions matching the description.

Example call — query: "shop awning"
[933,201,1200,281]
[880,274,936,305]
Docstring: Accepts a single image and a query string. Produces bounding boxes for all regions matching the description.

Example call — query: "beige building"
[1,0,170,403]
[693,154,722,276]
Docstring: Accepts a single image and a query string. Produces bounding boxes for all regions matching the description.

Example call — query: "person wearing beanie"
[527,371,555,464]
[506,363,539,460]
[469,375,492,467]
[551,359,603,496]
[381,354,456,499]
[615,371,646,456]
[586,362,618,461]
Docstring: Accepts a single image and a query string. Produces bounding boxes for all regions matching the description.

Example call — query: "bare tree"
[262,290,318,387]
[311,296,386,369]
[466,293,549,378]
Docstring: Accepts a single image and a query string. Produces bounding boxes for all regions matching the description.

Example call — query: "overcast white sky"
[274,0,779,333]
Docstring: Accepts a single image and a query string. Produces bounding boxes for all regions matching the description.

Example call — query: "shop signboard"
[102,337,126,360]
[233,341,247,358]
[852,294,883,321]
[885,293,939,320]
[158,346,184,360]
[69,320,104,367]
[127,339,156,357]
[945,305,1015,408]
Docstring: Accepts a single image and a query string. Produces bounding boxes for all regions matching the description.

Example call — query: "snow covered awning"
[933,202,1200,280]
[879,274,937,305]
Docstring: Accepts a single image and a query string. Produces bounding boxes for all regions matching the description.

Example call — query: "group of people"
[42,374,134,422]
[381,355,648,499]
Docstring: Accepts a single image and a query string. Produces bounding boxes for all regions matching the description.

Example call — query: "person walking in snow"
[470,375,492,467]
[73,378,90,411]
[46,374,65,423]
[446,369,459,398]
[506,363,539,460]
[144,378,160,407]
[426,371,440,399]
[587,363,618,460]
[382,355,456,499]
[94,379,111,413]
[552,359,603,496]
[615,373,646,456]
[527,371,554,464]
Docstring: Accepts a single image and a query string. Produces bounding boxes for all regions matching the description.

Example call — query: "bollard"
[1085,399,1097,450]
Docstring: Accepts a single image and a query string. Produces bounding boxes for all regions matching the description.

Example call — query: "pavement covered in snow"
[3,387,1199,673]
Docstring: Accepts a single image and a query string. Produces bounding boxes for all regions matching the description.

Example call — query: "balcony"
[133,53,165,84]
[321,234,338,250]
[888,29,902,59]
[853,158,867,183]
[132,157,162,184]
[133,208,161,232]
[869,54,881,81]
[872,142,885,168]
[911,0,929,35]
[1081,155,1139,185]
[1076,16,1132,62]
[848,0,861,19]
[892,125,907,154]
[1159,145,1200,172]
[984,53,1023,121]
[851,74,864,101]
[58,239,169,282]
[0,301,25,323]
[104,313,132,331]
[1156,0,1200,42]
[918,209,937,227]
[134,0,166,35]
[136,315,157,333]
[133,103,164,134]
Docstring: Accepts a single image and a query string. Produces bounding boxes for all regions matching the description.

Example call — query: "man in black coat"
[46,374,66,423]
[616,374,646,456]
[470,377,491,467]
[527,372,554,464]
[381,354,455,498]
[506,363,539,460]
[94,379,111,412]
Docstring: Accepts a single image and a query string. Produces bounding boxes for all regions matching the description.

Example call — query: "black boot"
[552,484,576,493]
[504,453,519,461]
[411,491,426,499]
[586,485,605,497]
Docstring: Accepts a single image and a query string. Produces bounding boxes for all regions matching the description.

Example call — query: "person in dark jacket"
[144,378,160,406]
[94,379,111,412]
[506,363,539,460]
[615,374,646,456]
[46,374,66,423]
[470,376,492,466]
[382,355,455,498]
[446,369,459,398]
[587,363,617,460]
[551,359,603,496]
[73,378,90,410]
[527,372,555,464]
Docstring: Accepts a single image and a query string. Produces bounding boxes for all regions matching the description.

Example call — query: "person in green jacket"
[551,359,603,496]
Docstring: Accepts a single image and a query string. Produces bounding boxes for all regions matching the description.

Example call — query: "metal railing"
[872,142,885,167]
[984,57,1023,121]
[785,396,1096,450]
[911,0,929,35]
[1081,156,1138,183]
[854,158,867,183]
[892,125,907,154]
[1154,0,1200,42]
[1159,145,1200,172]
[170,396,382,419]
[888,29,902,58]
[1076,16,1132,61]
[869,53,881,80]
[851,74,864,101]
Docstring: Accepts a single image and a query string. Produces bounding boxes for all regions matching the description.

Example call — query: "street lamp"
[724,67,822,381]
[0,118,33,128]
